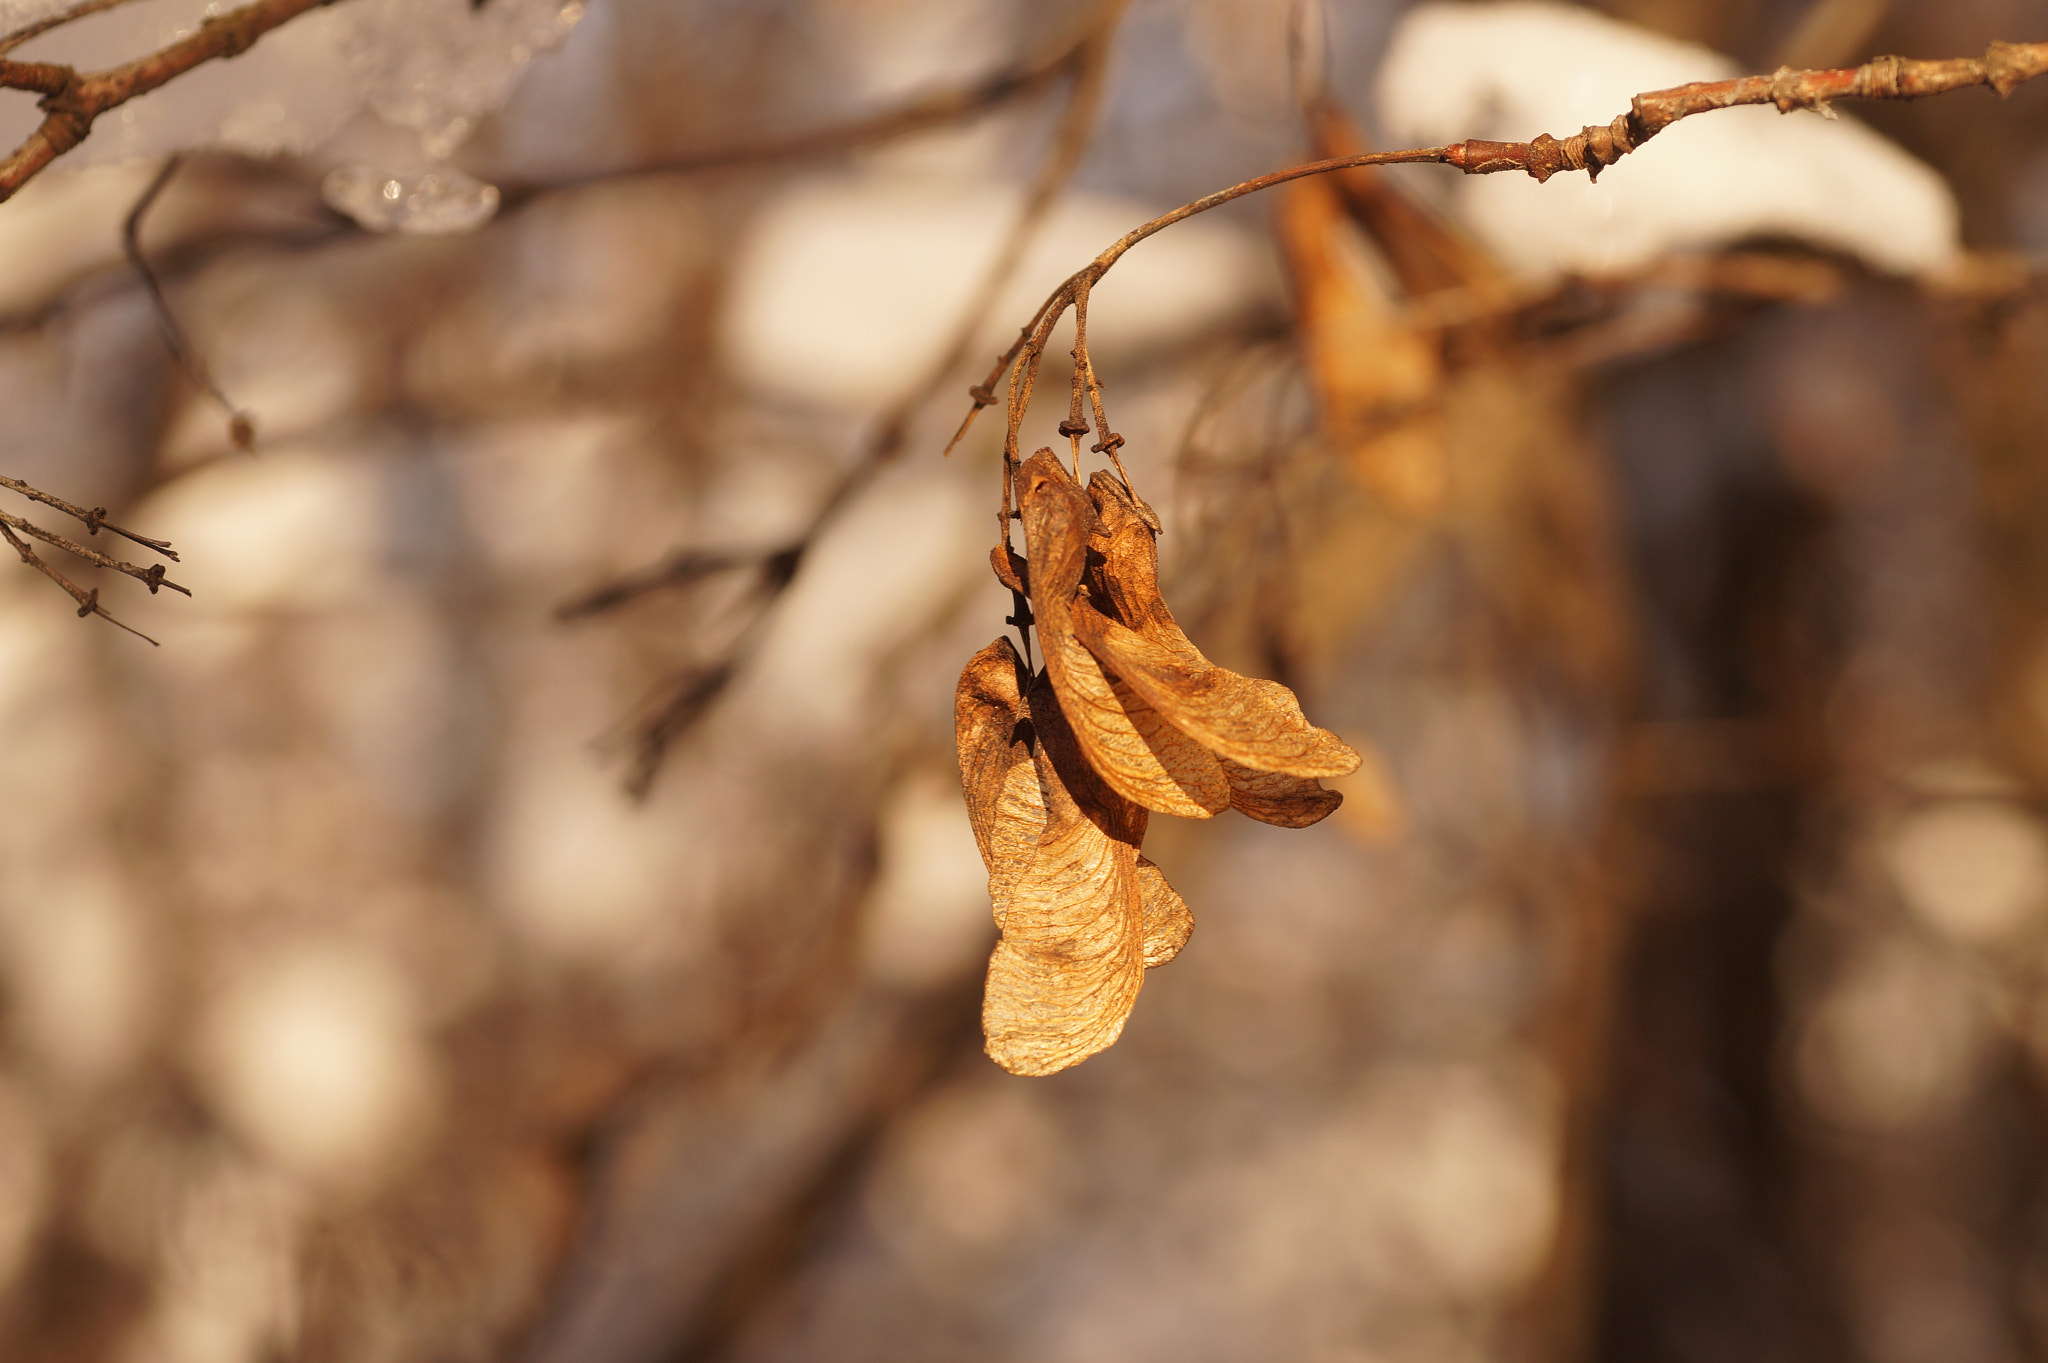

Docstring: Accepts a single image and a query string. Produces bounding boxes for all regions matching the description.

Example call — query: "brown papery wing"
[1072,601,1361,779]
[1136,856,1193,968]
[955,638,1045,921]
[982,673,1149,1077]
[1219,756,1344,829]
[1086,471,1177,635]
[956,636,1029,864]
[1019,450,1226,818]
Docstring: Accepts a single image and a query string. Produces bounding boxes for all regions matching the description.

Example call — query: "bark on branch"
[1441,39,2048,184]
[961,38,2048,550]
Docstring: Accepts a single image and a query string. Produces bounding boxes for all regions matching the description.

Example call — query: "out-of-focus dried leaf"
[1018,450,1229,819]
[954,637,1046,923]
[1273,174,1447,514]
[1305,97,1506,301]
[1135,855,1192,967]
[983,672,1148,1077]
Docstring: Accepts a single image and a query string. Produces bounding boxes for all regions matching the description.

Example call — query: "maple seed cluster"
[956,449,1362,1076]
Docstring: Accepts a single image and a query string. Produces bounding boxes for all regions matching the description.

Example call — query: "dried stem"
[0,504,188,595]
[0,522,159,643]
[0,0,346,204]
[975,39,2048,537]
[0,472,177,559]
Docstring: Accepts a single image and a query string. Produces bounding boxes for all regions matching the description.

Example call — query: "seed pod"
[1136,855,1193,967]
[1079,473,1362,783]
[955,637,1046,918]
[982,671,1149,1077]
[1017,450,1228,819]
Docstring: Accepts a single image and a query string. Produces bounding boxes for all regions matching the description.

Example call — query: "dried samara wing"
[983,672,1151,1076]
[1016,450,1228,820]
[1079,471,1362,824]
[955,637,1045,922]
[1136,855,1193,968]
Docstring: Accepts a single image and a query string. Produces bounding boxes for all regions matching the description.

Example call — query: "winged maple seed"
[958,638,1172,1075]
[953,451,1364,1076]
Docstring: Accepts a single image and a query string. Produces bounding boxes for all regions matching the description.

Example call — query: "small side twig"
[0,472,177,559]
[0,522,159,643]
[0,504,188,595]
[124,156,254,452]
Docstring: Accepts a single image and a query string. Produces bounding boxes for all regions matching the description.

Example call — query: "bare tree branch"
[968,39,2048,548]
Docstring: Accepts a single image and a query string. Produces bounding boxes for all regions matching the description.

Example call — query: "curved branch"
[974,39,2048,507]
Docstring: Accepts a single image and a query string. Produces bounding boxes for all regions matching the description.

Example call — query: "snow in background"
[1376,1,1960,279]
[1,0,586,232]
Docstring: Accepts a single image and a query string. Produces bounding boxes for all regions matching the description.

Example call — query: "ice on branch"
[5,0,585,234]
[1376,0,1960,279]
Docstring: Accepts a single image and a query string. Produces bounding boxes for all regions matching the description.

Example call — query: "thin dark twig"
[506,9,1103,201]
[0,472,177,558]
[0,522,159,643]
[0,504,188,594]
[556,549,768,621]
[124,155,255,451]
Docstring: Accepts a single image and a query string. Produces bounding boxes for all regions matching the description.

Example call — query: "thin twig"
[0,472,177,558]
[124,156,255,450]
[0,522,159,643]
[0,0,347,204]
[556,549,774,622]
[504,8,1105,202]
[0,504,187,594]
